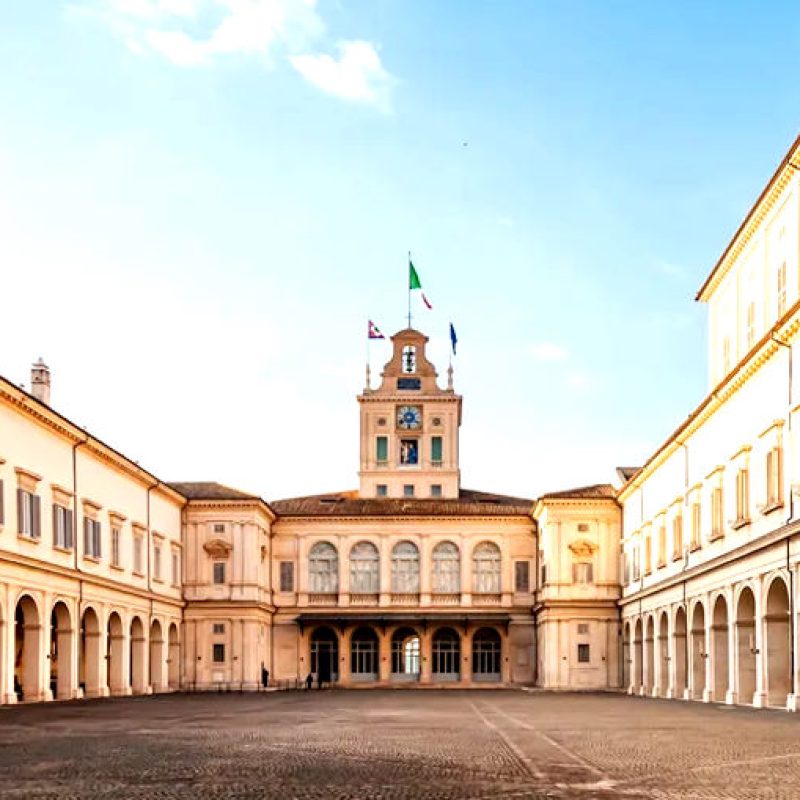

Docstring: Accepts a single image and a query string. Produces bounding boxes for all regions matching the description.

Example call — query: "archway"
[690,602,706,700]
[106,612,125,695]
[432,627,461,681]
[350,626,378,681]
[765,578,791,707]
[391,626,420,681]
[130,616,147,694]
[735,587,756,705]
[634,618,643,692]
[657,611,669,697]
[80,607,102,697]
[310,626,339,684]
[712,595,729,702]
[149,620,165,692]
[673,607,687,699]
[50,601,74,700]
[644,616,654,694]
[472,627,501,682]
[14,595,42,702]
[168,623,180,689]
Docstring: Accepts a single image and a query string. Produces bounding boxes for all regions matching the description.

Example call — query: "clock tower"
[358,328,462,499]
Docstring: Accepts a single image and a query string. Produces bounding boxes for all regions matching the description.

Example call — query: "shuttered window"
[53,504,74,549]
[17,489,40,539]
[514,560,530,593]
[83,518,101,558]
[375,436,388,463]
[279,561,294,592]
[431,436,443,464]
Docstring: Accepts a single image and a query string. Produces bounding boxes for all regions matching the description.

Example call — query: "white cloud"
[565,371,591,390]
[290,40,394,110]
[530,342,569,362]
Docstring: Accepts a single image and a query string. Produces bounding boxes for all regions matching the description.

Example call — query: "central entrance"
[391,627,420,682]
[311,627,339,684]
[432,627,461,681]
[350,627,378,681]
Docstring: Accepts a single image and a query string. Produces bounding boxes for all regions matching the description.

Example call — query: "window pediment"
[204,538,232,559]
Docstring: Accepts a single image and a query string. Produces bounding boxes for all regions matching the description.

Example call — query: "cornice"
[273,513,535,524]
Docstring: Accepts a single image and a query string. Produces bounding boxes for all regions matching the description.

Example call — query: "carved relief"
[568,539,598,559]
[203,538,232,559]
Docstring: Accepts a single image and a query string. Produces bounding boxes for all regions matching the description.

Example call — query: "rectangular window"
[722,336,731,374]
[213,523,225,534]
[213,561,226,584]
[657,525,666,567]
[400,439,419,465]
[279,561,294,592]
[403,484,414,497]
[672,514,683,559]
[212,643,225,663]
[572,562,594,584]
[375,436,388,464]
[577,623,589,635]
[376,484,388,497]
[746,301,756,349]
[711,486,724,539]
[735,468,750,524]
[778,262,787,316]
[766,446,783,507]
[632,545,640,580]
[17,489,40,539]
[539,550,546,586]
[431,436,443,464]
[430,484,442,497]
[154,544,162,580]
[577,643,590,663]
[514,560,530,593]
[212,623,225,635]
[171,552,179,585]
[691,502,701,549]
[111,526,121,566]
[134,535,144,574]
[644,535,652,574]
[53,504,73,549]
[83,518,101,558]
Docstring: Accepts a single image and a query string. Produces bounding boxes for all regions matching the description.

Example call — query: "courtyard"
[0,691,799,798]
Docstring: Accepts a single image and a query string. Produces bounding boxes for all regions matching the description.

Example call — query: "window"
[691,502,701,549]
[279,560,294,592]
[134,535,144,574]
[577,644,590,663]
[514,560,530,593]
[711,485,724,539]
[83,518,101,558]
[430,484,442,497]
[0,479,4,525]
[376,436,388,464]
[431,436,443,465]
[213,561,226,585]
[154,543,162,580]
[391,541,420,593]
[309,541,338,593]
[403,484,414,497]
[473,542,501,593]
[722,336,731,374]
[213,523,225,533]
[17,489,40,539]
[746,301,756,349]
[400,440,418,465]
[171,551,179,585]
[632,545,640,580]
[432,541,460,592]
[672,514,683,559]
[657,524,666,567]
[350,541,379,593]
[572,561,594,584]
[778,262,787,316]
[766,446,783,507]
[376,484,388,497]
[643,534,652,574]
[577,623,589,635]
[212,623,225,635]
[735,468,750,524]
[53,504,73,549]
[110,526,121,566]
[212,643,225,663]
[539,550,547,586]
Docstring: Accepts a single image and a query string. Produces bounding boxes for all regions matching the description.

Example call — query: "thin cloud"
[530,342,569,362]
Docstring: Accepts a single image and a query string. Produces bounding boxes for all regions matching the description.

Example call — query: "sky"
[1,1,799,502]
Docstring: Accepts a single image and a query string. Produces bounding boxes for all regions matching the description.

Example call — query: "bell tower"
[358,328,462,499]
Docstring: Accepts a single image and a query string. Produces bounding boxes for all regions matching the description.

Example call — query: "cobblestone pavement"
[2,690,800,799]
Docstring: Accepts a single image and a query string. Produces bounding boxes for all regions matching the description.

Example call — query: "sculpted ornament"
[568,539,598,559]
[203,539,232,559]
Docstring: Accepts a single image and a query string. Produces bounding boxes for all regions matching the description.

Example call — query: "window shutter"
[0,479,4,524]
[431,436,443,462]
[94,522,101,558]
[53,505,59,546]
[84,517,90,553]
[587,562,594,583]
[32,495,41,538]
[17,488,24,534]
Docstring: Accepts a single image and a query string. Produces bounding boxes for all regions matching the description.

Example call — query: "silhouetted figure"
[305,672,313,690]
[261,666,269,688]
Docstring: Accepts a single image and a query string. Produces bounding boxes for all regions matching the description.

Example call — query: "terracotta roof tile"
[538,483,618,501]
[168,481,261,501]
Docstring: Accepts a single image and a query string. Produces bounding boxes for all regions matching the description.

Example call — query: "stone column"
[666,610,677,699]
[379,538,392,607]
[460,628,472,685]
[461,537,472,606]
[420,537,431,607]
[725,588,737,705]
[378,628,391,683]
[338,627,351,686]
[703,595,713,703]
[753,576,768,708]
[419,627,432,684]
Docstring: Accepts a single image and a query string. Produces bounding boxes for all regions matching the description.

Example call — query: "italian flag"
[409,259,433,309]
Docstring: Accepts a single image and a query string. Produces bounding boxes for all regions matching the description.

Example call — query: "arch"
[310,626,339,685]
[432,626,461,680]
[644,615,655,694]
[690,601,706,700]
[390,626,420,681]
[622,621,631,691]
[735,586,756,705]
[309,542,339,593]
[712,594,729,702]
[432,541,460,593]
[472,541,501,594]
[349,542,379,594]
[350,626,378,681]
[167,623,180,689]
[106,611,125,695]
[149,619,165,693]
[765,576,791,707]
[657,611,669,697]
[634,617,643,692]
[472,627,501,682]
[80,606,102,698]
[50,601,74,701]
[14,594,42,702]
[391,541,420,593]
[673,606,687,699]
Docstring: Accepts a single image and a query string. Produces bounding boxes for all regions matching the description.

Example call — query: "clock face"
[397,405,422,430]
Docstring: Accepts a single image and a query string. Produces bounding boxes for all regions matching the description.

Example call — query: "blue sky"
[1,1,799,500]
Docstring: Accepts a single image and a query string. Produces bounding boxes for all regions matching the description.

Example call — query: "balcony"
[390,593,420,605]
[473,593,502,606]
[431,593,460,605]
[349,593,379,606]
[308,593,337,606]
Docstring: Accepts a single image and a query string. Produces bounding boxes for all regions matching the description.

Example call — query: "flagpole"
[407,251,412,329]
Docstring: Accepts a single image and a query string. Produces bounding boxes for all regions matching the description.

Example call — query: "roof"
[616,467,641,483]
[270,488,533,518]
[537,483,617,501]
[168,481,263,501]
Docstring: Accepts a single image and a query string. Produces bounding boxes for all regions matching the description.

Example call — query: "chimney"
[31,358,51,405]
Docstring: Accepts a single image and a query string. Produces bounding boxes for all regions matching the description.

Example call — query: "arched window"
[309,542,339,593]
[350,542,379,593]
[391,541,420,593]
[432,541,460,593]
[473,542,501,593]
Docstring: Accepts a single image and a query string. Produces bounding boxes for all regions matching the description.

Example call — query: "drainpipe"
[72,435,89,607]
[146,479,160,688]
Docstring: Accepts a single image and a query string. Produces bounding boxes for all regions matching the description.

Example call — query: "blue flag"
[449,323,458,355]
